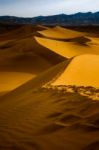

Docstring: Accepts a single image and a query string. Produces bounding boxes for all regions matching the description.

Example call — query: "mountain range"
[0,12,99,26]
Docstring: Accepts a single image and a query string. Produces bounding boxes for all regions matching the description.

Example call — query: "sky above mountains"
[0,0,99,17]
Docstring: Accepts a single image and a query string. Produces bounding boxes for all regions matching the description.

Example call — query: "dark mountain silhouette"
[0,12,99,26]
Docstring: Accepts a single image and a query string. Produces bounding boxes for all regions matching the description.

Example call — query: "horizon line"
[0,11,99,18]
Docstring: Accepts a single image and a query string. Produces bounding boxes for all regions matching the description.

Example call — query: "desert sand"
[0,24,99,150]
[38,26,83,39]
[35,35,99,58]
[0,71,34,92]
[0,25,63,93]
[52,54,99,87]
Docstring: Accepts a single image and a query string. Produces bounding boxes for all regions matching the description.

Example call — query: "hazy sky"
[0,0,99,17]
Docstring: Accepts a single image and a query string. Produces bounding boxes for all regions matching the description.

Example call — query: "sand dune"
[36,27,99,58]
[51,54,99,87]
[0,72,34,92]
[0,59,99,150]
[38,26,83,39]
[0,36,64,74]
[0,24,45,40]
[35,36,99,58]
[0,60,68,99]
[86,36,99,44]
[0,25,99,150]
[0,23,23,34]
[0,25,64,93]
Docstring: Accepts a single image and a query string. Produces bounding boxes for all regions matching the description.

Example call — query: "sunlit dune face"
[35,36,99,58]
[86,36,99,45]
[52,55,99,87]
[38,26,82,39]
[0,72,34,92]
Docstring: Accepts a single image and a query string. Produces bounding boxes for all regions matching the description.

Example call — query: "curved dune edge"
[1,55,99,100]
[0,72,34,92]
[35,36,99,58]
[0,91,9,97]
[51,54,99,88]
[38,26,83,39]
[86,36,99,44]
[0,60,69,100]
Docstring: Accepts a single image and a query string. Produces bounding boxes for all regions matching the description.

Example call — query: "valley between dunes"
[0,24,99,150]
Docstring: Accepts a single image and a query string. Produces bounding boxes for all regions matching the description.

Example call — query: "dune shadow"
[47,112,63,119]
[59,114,82,124]
[72,122,99,132]
[36,35,91,46]
[0,141,40,150]
[83,141,99,150]
[38,123,65,135]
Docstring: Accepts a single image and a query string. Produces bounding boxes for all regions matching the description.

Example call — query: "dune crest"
[51,54,99,87]
[0,72,34,92]
[35,36,99,58]
[38,26,83,39]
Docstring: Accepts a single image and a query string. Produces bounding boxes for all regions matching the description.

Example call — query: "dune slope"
[35,36,99,58]
[38,26,83,39]
[0,60,99,150]
[0,60,69,100]
[52,54,99,88]
[0,24,45,40]
[0,25,99,150]
[0,72,34,92]
[0,25,64,93]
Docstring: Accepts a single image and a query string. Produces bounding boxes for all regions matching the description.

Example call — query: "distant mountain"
[0,12,99,26]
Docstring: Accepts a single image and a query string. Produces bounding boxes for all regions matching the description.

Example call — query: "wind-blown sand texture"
[0,24,99,150]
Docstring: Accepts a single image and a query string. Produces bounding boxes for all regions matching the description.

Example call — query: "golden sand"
[52,54,99,87]
[35,36,99,58]
[0,72,34,92]
[38,26,83,39]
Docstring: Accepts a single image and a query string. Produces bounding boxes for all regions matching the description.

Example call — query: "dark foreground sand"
[0,87,99,150]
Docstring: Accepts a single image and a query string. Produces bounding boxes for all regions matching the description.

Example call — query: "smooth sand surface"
[0,72,34,92]
[52,54,99,87]
[38,26,83,39]
[35,36,99,58]
[86,36,99,44]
